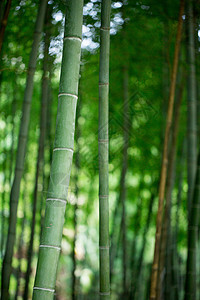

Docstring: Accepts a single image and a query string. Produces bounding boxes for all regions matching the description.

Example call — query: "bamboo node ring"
[64,36,82,42]
[33,287,55,293]
[39,245,61,251]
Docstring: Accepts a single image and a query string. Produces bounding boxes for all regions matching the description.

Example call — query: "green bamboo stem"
[171,139,186,300]
[129,195,143,299]
[23,12,51,299]
[110,193,121,284]
[184,151,200,300]
[14,177,27,300]
[98,1,111,299]
[186,0,197,218]
[121,65,129,296]
[33,1,83,299]
[1,1,47,297]
[130,194,155,300]
[71,91,81,300]
[1,123,8,257]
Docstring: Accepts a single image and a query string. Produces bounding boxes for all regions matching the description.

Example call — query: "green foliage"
[0,0,194,299]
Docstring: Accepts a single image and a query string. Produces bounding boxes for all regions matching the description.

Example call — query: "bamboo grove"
[0,0,200,299]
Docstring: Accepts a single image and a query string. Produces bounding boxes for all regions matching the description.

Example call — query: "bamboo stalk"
[33,1,83,299]
[98,0,111,299]
[149,1,184,299]
[184,151,200,300]
[130,194,155,300]
[157,72,184,300]
[1,1,48,298]
[186,0,197,218]
[23,9,51,299]
[121,65,129,296]
[71,82,81,300]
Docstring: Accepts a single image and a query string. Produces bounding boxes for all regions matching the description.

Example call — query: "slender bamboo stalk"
[98,1,111,299]
[23,13,50,299]
[130,194,155,300]
[71,83,81,300]
[0,0,11,55]
[157,73,184,300]
[39,57,53,241]
[184,151,200,300]
[171,140,186,300]
[121,65,129,296]
[150,1,184,299]
[186,0,197,218]
[1,85,16,256]
[110,193,121,284]
[33,1,83,299]
[1,123,8,257]
[14,178,27,300]
[129,194,143,300]
[1,1,47,298]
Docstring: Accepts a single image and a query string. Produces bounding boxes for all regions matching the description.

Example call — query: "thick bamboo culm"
[33,1,83,299]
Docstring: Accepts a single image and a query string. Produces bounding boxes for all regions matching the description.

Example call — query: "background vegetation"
[0,0,199,299]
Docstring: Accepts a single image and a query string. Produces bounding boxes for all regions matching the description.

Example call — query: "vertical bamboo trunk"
[33,1,83,299]
[1,1,47,297]
[23,14,50,299]
[1,87,17,255]
[171,139,186,300]
[150,1,184,299]
[98,1,111,299]
[184,151,200,300]
[186,0,197,217]
[129,194,143,300]
[39,61,53,240]
[9,81,17,184]
[165,81,185,300]
[130,194,154,300]
[121,65,129,296]
[14,180,27,300]
[1,125,8,256]
[0,0,11,55]
[157,74,184,300]
[110,193,121,284]
[71,85,81,300]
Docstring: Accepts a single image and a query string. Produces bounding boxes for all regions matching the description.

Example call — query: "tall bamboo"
[1,123,8,256]
[130,194,154,300]
[33,1,83,299]
[184,151,200,300]
[71,83,81,300]
[129,194,143,300]
[1,1,47,298]
[150,1,184,299]
[110,193,122,284]
[121,65,129,296]
[186,0,197,217]
[98,0,111,299]
[14,176,27,300]
[23,12,51,299]
[157,73,184,300]
[171,139,186,300]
